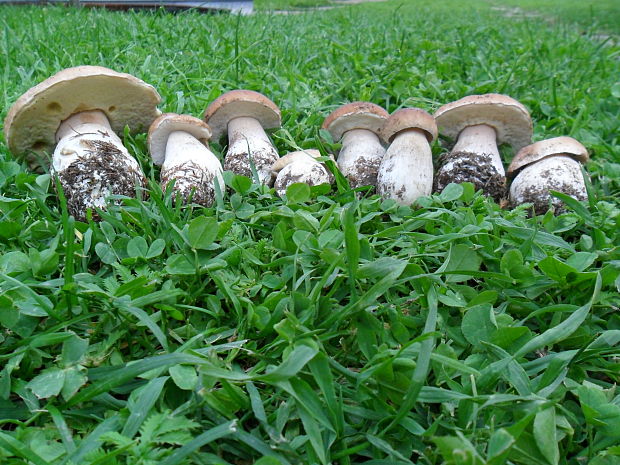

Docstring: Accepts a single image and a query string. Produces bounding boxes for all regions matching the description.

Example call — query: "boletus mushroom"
[148,113,224,206]
[204,90,281,185]
[434,94,532,202]
[507,136,589,214]
[322,102,388,190]
[376,108,437,205]
[271,149,333,197]
[3,65,160,221]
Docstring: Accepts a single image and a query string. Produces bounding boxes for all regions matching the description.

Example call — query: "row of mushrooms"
[3,66,590,221]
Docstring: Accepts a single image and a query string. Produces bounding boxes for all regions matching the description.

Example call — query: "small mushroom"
[507,136,589,214]
[3,65,160,221]
[434,94,532,202]
[322,102,388,190]
[204,90,281,185]
[271,149,333,197]
[148,113,224,206]
[376,108,437,205]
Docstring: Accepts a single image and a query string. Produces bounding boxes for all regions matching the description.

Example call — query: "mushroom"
[322,102,389,190]
[376,108,437,205]
[271,149,333,197]
[507,136,589,214]
[433,94,532,202]
[148,113,224,206]
[3,65,160,221]
[204,90,281,185]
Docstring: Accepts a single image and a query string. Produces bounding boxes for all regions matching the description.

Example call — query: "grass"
[256,0,332,11]
[485,0,620,35]
[0,1,619,464]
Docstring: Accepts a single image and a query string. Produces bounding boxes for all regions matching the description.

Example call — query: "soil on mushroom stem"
[160,160,218,206]
[434,151,506,202]
[274,162,333,194]
[513,167,588,215]
[57,140,146,222]
[345,155,380,191]
[224,148,278,184]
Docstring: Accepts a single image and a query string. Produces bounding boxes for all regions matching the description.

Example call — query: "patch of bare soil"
[490,5,618,47]
[273,0,385,14]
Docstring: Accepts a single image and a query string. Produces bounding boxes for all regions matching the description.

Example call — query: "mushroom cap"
[148,113,212,166]
[3,65,161,168]
[271,149,322,173]
[381,108,437,144]
[204,90,281,141]
[507,136,589,177]
[322,102,389,142]
[434,94,532,150]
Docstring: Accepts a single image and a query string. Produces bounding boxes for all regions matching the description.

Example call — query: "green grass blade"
[159,420,237,465]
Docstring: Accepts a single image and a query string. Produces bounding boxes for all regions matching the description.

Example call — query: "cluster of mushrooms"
[3,66,590,221]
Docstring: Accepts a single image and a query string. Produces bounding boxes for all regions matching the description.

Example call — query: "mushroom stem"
[338,129,385,188]
[226,116,279,184]
[163,131,221,172]
[509,155,587,214]
[435,123,506,201]
[452,124,502,172]
[160,130,224,204]
[53,110,135,172]
[52,110,145,220]
[377,128,433,205]
[272,150,333,197]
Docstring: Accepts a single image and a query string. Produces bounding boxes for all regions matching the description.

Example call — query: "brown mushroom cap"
[203,90,281,141]
[322,102,389,142]
[271,149,322,173]
[381,108,437,144]
[507,136,589,177]
[148,113,212,166]
[434,94,532,150]
[3,65,161,168]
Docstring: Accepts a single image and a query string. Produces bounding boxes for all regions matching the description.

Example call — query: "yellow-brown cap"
[434,94,532,150]
[148,113,212,166]
[204,90,281,141]
[381,108,437,144]
[4,65,161,169]
[507,136,589,177]
[322,102,389,142]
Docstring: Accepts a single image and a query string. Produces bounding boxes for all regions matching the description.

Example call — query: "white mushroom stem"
[53,110,139,174]
[159,130,224,205]
[273,152,332,197]
[509,155,587,210]
[226,116,279,184]
[163,131,223,185]
[452,124,503,173]
[338,129,385,184]
[377,128,433,205]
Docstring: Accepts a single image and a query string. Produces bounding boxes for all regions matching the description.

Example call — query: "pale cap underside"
[148,113,212,166]
[322,102,389,142]
[204,90,281,141]
[507,136,589,176]
[381,108,438,144]
[4,65,161,169]
[271,149,322,173]
[434,93,532,150]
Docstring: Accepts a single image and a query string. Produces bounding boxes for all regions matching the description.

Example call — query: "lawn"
[0,1,619,464]
[484,0,620,35]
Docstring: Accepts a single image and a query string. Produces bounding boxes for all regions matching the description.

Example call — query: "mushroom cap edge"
[148,113,213,166]
[4,65,162,170]
[434,93,532,151]
[507,136,589,177]
[322,101,389,142]
[203,89,281,142]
